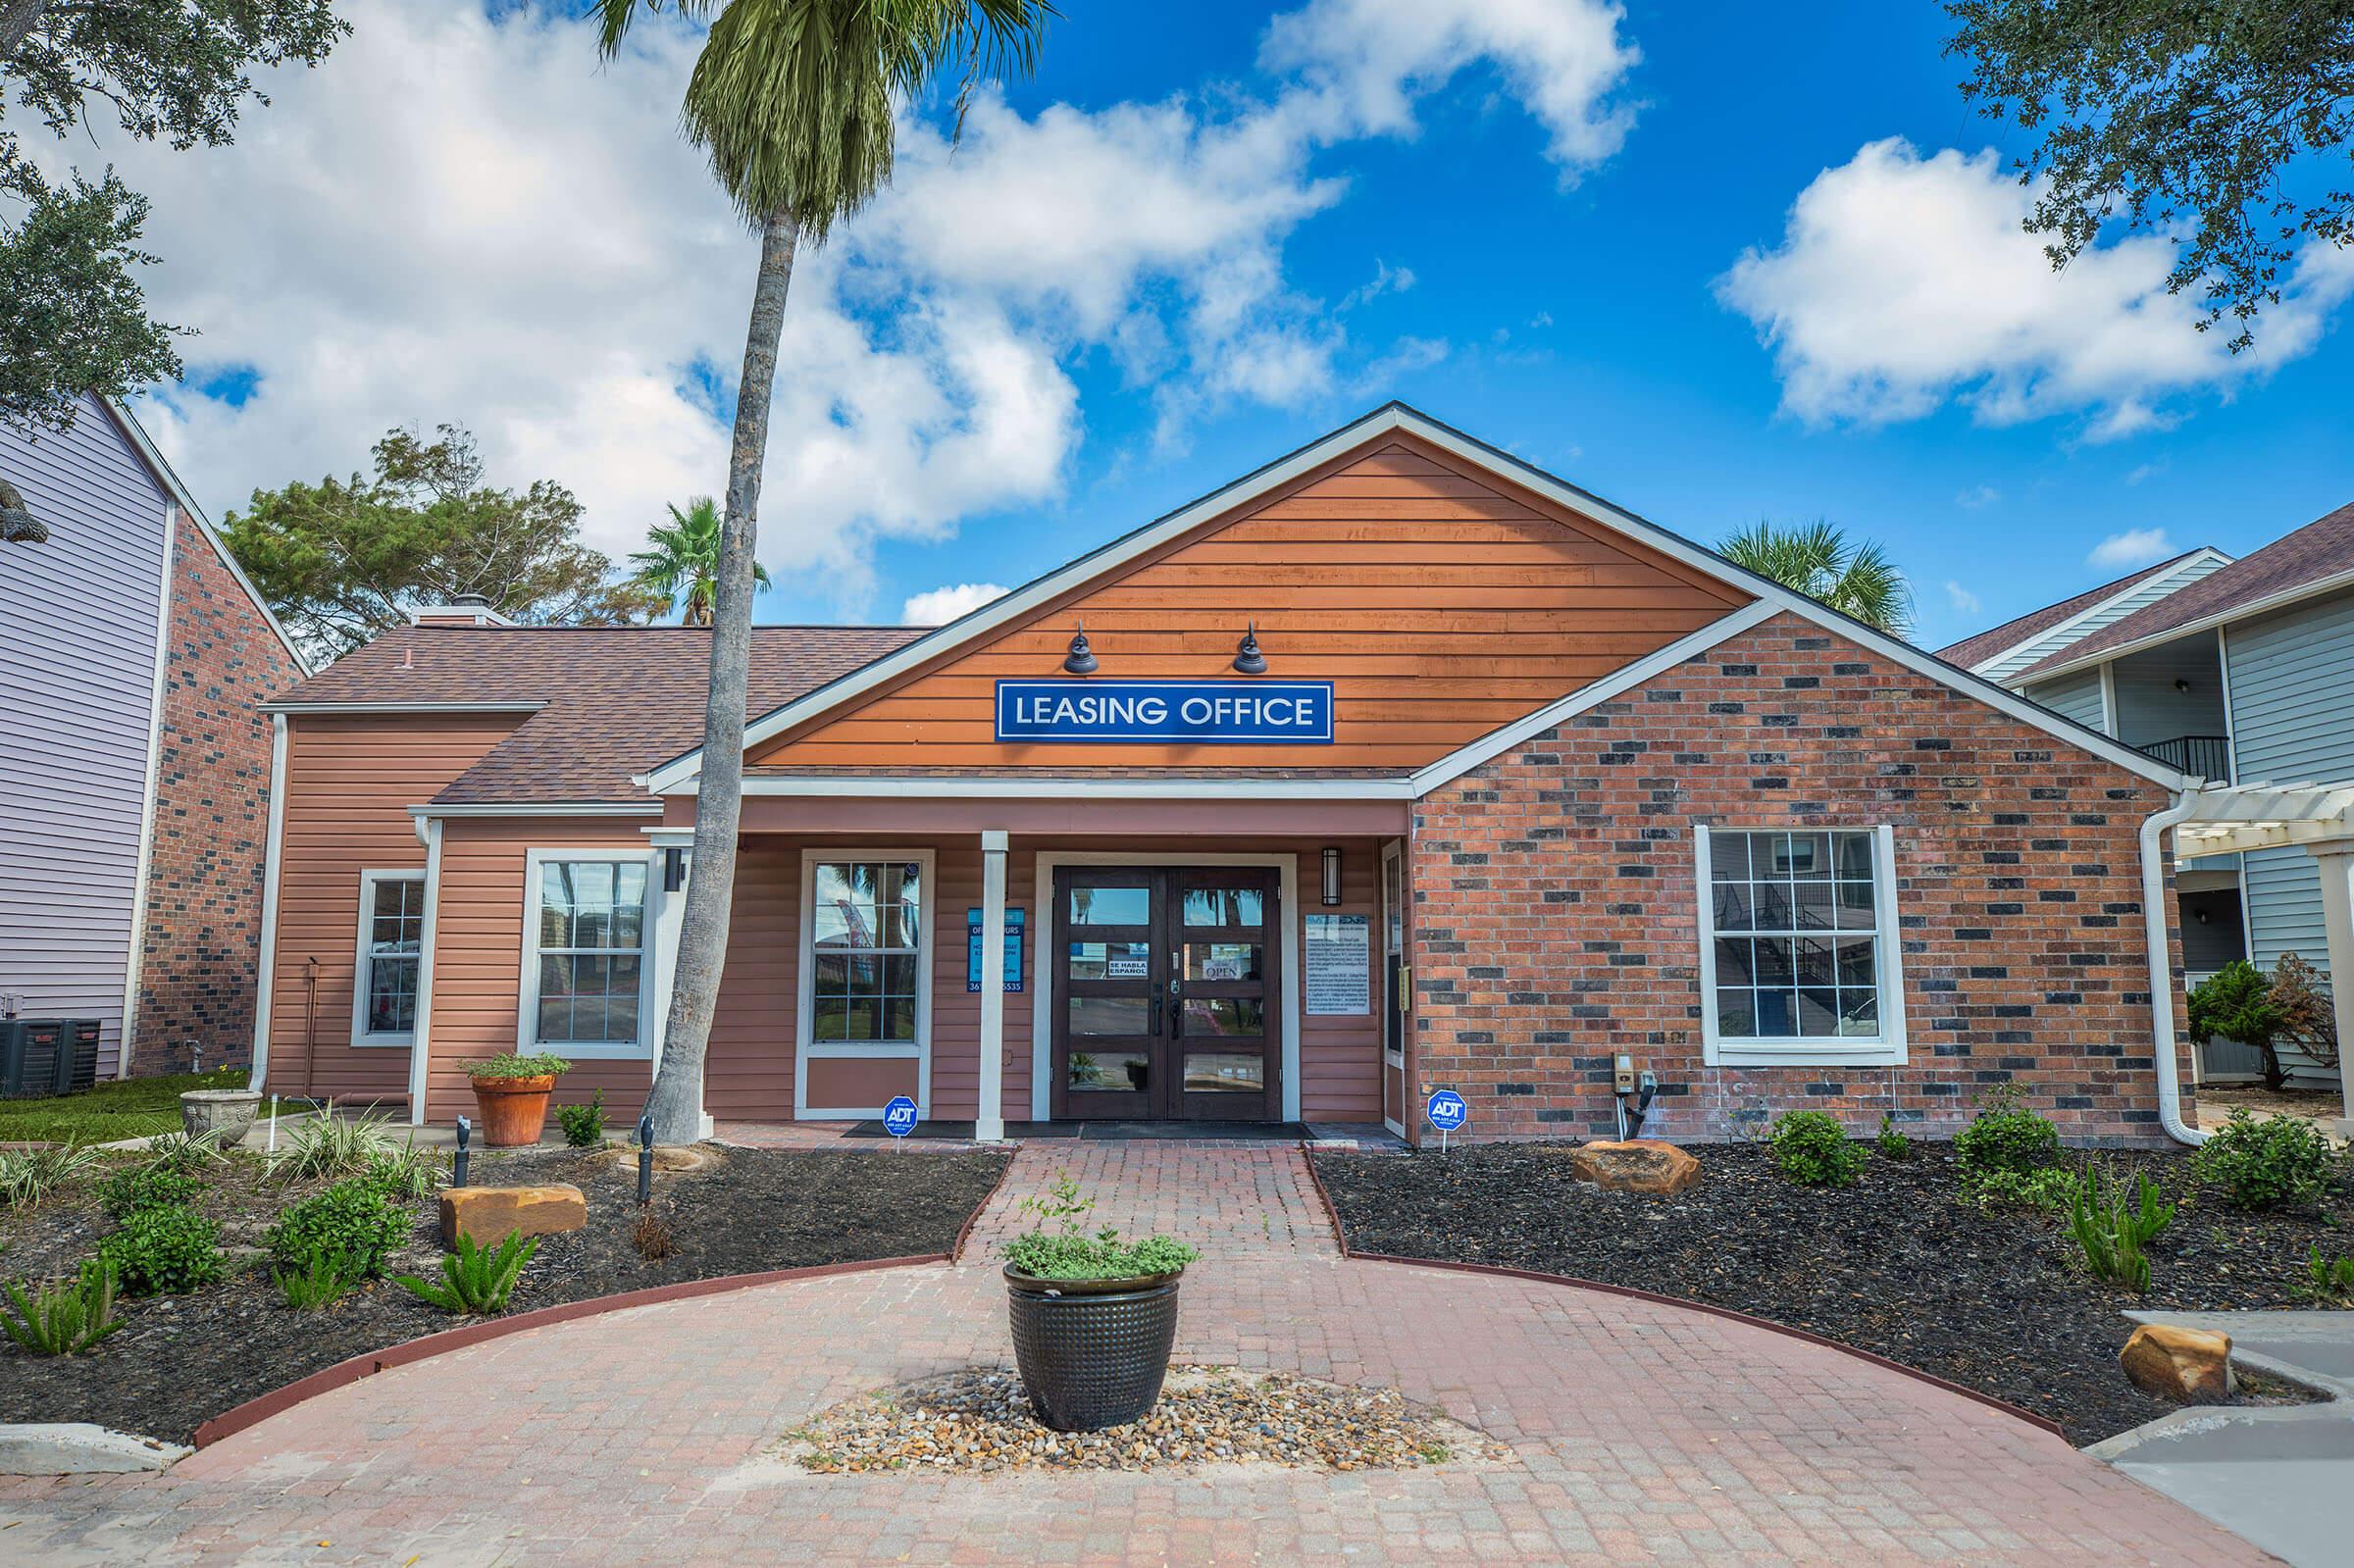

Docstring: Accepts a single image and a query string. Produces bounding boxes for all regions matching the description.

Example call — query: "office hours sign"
[1305,913,1369,1015]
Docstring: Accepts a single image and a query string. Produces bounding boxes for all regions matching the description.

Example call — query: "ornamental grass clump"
[2194,1110,2339,1211]
[2295,1246,2354,1307]
[2066,1164,2175,1292]
[1767,1110,1867,1188]
[0,1262,122,1355]
[1001,1173,1199,1281]
[271,1103,397,1181]
[0,1142,103,1207]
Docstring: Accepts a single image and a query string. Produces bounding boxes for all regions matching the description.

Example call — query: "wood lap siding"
[750,439,1751,771]
[265,713,523,1103]
[422,816,654,1123]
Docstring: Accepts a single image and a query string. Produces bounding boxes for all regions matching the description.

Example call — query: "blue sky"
[115,2,2352,651]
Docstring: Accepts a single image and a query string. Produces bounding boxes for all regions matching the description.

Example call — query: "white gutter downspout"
[247,713,289,1091]
[407,813,443,1127]
[2141,789,2208,1146]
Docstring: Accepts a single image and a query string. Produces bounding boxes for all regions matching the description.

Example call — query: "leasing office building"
[247,405,2211,1143]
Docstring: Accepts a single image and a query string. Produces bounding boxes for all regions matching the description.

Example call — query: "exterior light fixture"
[1063,623,1098,676]
[1233,622,1267,675]
[2174,678,2193,693]
[663,847,687,892]
[1321,846,1342,905]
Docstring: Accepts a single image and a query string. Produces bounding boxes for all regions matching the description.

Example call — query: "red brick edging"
[1296,1148,2068,1442]
[190,1254,947,1449]
[952,1149,1023,1263]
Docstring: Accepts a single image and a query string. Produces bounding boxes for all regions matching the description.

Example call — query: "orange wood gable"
[748,432,1755,771]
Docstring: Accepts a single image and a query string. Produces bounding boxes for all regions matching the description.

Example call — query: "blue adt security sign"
[995,680,1334,744]
[1425,1088,1468,1134]
[882,1096,919,1138]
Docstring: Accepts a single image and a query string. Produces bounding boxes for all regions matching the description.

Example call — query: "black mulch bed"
[0,1144,1008,1444]
[1310,1141,2350,1446]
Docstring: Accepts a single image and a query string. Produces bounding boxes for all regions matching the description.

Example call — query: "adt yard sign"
[995,680,1334,744]
[882,1096,919,1140]
[1426,1088,1467,1149]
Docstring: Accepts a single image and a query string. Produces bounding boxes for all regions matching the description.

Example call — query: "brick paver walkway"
[0,1145,2264,1565]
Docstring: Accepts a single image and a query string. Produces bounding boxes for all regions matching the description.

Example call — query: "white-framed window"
[1694,824,1908,1067]
[352,869,426,1045]
[519,850,656,1059]
[794,848,935,1116]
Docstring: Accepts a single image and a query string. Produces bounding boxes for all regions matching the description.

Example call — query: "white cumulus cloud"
[901,582,1010,625]
[1716,138,2354,439]
[1944,581,1983,615]
[2087,528,2175,570]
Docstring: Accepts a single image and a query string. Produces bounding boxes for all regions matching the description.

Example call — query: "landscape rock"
[1565,1139,1701,1195]
[607,1143,718,1175]
[2121,1324,2235,1404]
[438,1184,588,1249]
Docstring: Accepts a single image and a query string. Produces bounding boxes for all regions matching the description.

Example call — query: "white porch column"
[976,829,1009,1143]
[2310,844,2354,1136]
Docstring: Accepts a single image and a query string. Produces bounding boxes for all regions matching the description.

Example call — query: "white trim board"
[1027,850,1303,1124]
[515,847,662,1062]
[1961,548,2233,678]
[409,801,660,819]
[638,402,2185,795]
[351,868,426,1048]
[2022,563,2354,685]
[246,713,290,1090]
[118,498,180,1076]
[264,701,546,716]
[793,847,938,1120]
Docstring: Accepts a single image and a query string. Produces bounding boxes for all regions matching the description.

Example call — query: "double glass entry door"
[1053,867,1281,1121]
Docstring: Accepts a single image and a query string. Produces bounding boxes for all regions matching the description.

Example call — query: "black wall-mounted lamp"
[2174,678,2193,693]
[663,847,687,892]
[1321,846,1342,905]
[1233,622,1267,675]
[1064,623,1098,676]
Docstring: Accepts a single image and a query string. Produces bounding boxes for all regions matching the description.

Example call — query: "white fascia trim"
[719,775,1414,800]
[407,832,442,1125]
[2025,564,2354,685]
[247,713,290,1090]
[1964,548,2234,678]
[261,701,546,716]
[103,395,313,675]
[642,402,2184,794]
[1408,601,1781,795]
[409,801,662,819]
[119,499,180,1077]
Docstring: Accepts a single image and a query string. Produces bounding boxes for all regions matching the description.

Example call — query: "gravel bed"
[0,1144,1008,1443]
[788,1365,1510,1474]
[1310,1141,2352,1447]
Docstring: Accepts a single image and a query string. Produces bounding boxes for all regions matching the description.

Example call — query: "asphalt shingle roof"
[1934,551,2202,672]
[2018,501,2354,678]
[275,625,927,803]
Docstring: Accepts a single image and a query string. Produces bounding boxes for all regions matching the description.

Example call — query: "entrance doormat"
[842,1119,1313,1142]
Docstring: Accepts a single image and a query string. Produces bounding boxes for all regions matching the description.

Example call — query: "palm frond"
[1718,519,1914,636]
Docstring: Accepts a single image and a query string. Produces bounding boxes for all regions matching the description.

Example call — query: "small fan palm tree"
[630,498,771,626]
[593,0,1054,1144]
[1718,520,1914,636]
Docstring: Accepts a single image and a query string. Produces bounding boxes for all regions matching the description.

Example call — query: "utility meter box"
[1612,1053,1637,1094]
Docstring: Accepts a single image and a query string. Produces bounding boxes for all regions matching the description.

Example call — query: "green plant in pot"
[464,1054,572,1148]
[1000,1174,1198,1433]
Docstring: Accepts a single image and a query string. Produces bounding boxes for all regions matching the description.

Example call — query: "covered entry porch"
[665,781,1415,1139]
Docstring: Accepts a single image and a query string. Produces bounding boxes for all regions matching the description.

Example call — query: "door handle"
[1151,982,1161,1037]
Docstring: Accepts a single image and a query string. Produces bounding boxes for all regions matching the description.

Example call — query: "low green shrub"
[2294,1245,2354,1307]
[2067,1164,2175,1291]
[464,1053,573,1082]
[0,1142,104,1207]
[1954,1085,2060,1179]
[557,1087,606,1149]
[1964,1165,2077,1211]
[1874,1113,1914,1161]
[398,1232,537,1315]
[1767,1110,1867,1187]
[0,1262,122,1354]
[274,1251,365,1311]
[98,1162,204,1220]
[2193,1110,2338,1210]
[98,1205,227,1295]
[1002,1172,1200,1281]
[268,1178,412,1279]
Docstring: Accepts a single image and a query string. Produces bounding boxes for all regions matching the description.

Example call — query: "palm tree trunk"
[0,0,47,59]
[642,207,799,1145]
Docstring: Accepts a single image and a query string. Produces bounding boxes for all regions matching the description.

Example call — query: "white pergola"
[2169,781,2354,1134]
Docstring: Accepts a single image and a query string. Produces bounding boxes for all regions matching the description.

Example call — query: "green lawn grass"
[0,1068,246,1145]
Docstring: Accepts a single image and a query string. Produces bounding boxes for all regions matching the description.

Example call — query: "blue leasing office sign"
[882,1096,919,1138]
[995,680,1334,744]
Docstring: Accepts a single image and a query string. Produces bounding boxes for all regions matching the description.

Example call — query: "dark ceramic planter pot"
[1003,1264,1184,1432]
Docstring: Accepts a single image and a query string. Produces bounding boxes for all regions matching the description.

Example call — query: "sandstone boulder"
[1565,1139,1701,1196]
[2120,1324,2235,1404]
[438,1184,588,1249]
[607,1143,718,1175]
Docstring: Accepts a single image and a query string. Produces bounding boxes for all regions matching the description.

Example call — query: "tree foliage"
[0,0,347,433]
[630,496,772,626]
[221,425,669,661]
[2269,951,2340,1071]
[1947,0,2354,351]
[2187,958,2286,1089]
[1717,520,1915,635]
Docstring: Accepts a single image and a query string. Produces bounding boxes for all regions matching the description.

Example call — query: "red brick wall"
[1409,611,2192,1144]
[130,516,299,1074]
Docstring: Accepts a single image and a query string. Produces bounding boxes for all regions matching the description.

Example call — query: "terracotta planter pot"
[471,1075,557,1146]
